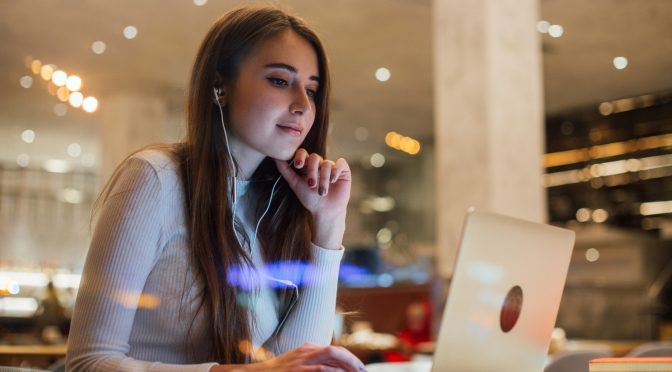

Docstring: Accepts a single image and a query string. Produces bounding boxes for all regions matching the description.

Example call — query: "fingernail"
[308,178,316,187]
[330,175,336,183]
[318,187,326,196]
[358,365,366,371]
[294,159,302,167]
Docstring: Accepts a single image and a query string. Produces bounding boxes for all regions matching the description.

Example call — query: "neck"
[228,139,265,180]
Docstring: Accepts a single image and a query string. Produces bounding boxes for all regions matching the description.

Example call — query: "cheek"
[302,113,318,140]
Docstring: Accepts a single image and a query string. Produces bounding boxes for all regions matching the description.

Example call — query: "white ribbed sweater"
[66,150,343,372]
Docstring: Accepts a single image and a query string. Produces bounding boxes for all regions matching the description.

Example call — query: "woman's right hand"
[212,343,366,371]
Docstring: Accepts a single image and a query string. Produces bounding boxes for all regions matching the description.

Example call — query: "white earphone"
[212,86,297,308]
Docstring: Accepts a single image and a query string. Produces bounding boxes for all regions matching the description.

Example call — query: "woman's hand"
[274,149,351,249]
[211,344,366,372]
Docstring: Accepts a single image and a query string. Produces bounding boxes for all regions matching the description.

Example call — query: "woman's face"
[223,30,320,164]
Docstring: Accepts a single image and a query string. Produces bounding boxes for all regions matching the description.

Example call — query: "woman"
[66,6,364,372]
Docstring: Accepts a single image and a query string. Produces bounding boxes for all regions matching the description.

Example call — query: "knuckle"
[325,346,337,357]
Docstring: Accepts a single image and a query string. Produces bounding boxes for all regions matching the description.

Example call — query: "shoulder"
[128,148,182,186]
[108,148,183,199]
[130,148,179,175]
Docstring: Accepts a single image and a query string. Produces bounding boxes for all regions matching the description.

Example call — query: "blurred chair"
[544,348,612,372]
[626,341,672,357]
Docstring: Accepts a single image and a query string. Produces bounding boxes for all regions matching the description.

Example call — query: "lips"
[276,123,303,137]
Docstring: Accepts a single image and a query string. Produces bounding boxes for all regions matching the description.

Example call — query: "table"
[0,344,66,368]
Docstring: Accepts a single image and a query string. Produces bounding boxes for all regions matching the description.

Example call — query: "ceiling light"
[65,75,82,91]
[21,129,35,144]
[592,209,609,223]
[82,96,98,113]
[92,41,106,54]
[385,131,402,149]
[53,103,68,117]
[585,248,600,262]
[43,159,72,174]
[57,87,70,102]
[53,273,81,289]
[193,0,208,5]
[640,201,672,216]
[375,67,391,82]
[370,153,385,168]
[354,127,369,142]
[69,92,84,108]
[16,154,30,168]
[67,143,82,158]
[548,24,564,38]
[60,188,83,204]
[51,70,67,86]
[376,228,392,244]
[407,141,421,155]
[0,297,39,317]
[31,59,42,75]
[576,208,591,222]
[536,20,550,33]
[598,102,614,116]
[370,196,396,212]
[613,56,628,70]
[123,26,138,39]
[19,76,33,88]
[40,64,54,80]
[81,154,96,167]
[47,81,58,95]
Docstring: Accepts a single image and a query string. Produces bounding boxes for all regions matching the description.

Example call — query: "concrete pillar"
[433,0,546,277]
[98,93,169,186]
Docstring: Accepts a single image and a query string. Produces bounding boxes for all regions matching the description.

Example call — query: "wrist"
[311,213,346,249]
[210,364,257,372]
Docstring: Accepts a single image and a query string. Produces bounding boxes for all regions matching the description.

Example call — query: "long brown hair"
[182,6,331,363]
[93,6,331,365]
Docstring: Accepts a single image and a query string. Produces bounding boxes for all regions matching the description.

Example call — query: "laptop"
[367,209,575,372]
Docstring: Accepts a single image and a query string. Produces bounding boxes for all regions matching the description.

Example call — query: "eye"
[306,89,318,100]
[267,77,288,87]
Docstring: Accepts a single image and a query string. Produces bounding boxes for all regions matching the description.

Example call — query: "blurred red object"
[383,300,432,362]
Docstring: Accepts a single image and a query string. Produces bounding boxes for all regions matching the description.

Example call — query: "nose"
[289,86,311,115]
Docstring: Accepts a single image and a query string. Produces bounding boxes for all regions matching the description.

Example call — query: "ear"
[212,72,227,107]
[212,86,227,107]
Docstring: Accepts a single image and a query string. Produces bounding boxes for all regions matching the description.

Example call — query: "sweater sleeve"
[65,157,217,372]
[273,243,344,352]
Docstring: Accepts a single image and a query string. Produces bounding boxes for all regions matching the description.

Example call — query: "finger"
[330,158,348,183]
[305,153,322,189]
[300,343,320,351]
[304,346,365,372]
[293,148,309,169]
[274,158,301,190]
[297,366,344,372]
[318,160,333,196]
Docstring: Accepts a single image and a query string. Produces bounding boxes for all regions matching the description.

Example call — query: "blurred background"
[0,0,671,369]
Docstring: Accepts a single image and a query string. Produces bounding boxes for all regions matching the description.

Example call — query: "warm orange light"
[57,87,70,102]
[31,59,42,75]
[408,140,421,155]
[589,141,629,159]
[47,81,58,95]
[544,149,589,168]
[40,64,54,80]
[389,134,402,149]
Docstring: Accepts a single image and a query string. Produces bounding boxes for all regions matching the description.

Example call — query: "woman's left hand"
[274,148,351,249]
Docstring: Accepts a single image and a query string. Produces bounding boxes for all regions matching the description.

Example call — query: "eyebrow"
[264,63,320,83]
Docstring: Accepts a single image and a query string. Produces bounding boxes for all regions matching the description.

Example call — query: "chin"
[269,148,296,161]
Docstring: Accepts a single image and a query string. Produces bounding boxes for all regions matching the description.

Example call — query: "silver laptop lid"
[432,209,575,372]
